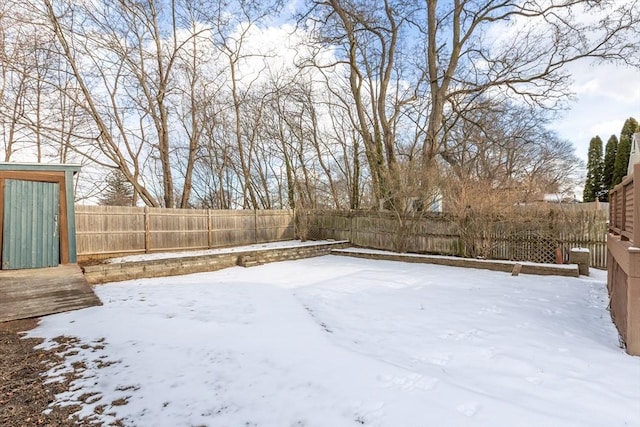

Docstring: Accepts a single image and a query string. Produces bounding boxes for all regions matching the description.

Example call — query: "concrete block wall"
[84,241,349,284]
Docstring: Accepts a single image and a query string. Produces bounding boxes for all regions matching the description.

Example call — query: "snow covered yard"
[28,256,640,427]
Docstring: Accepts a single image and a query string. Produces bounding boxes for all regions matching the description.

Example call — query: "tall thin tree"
[602,134,618,199]
[612,117,639,186]
[583,136,604,202]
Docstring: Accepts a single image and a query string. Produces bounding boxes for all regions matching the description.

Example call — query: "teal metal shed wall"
[2,179,60,269]
[0,163,81,267]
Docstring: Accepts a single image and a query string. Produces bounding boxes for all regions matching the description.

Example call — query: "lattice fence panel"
[502,230,559,264]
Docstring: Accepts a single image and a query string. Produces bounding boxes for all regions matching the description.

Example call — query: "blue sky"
[550,62,640,165]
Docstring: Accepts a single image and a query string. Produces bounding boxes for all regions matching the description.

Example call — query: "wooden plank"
[0,264,101,322]
[144,206,150,253]
[622,181,628,236]
[207,209,213,248]
[76,205,145,256]
[634,163,640,245]
[0,178,4,269]
[0,171,64,183]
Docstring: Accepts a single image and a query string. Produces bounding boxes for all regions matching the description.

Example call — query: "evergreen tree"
[99,170,134,206]
[612,117,639,186]
[583,136,604,202]
[601,134,618,201]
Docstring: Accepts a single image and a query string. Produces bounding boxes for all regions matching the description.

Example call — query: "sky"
[550,62,640,164]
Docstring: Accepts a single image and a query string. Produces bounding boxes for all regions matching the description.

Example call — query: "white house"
[629,132,640,176]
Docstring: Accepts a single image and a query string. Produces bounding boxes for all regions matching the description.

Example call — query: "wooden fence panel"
[76,207,294,259]
[209,210,256,247]
[75,205,146,256]
[625,184,634,235]
[314,211,351,241]
[148,207,209,251]
[310,208,608,268]
[256,210,295,243]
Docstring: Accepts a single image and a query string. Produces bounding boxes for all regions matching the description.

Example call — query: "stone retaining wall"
[331,249,580,277]
[236,243,349,267]
[84,241,350,284]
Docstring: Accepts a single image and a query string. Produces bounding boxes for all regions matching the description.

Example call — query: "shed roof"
[0,162,81,173]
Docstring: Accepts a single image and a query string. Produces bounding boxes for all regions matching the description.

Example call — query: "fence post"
[292,208,296,239]
[207,209,213,249]
[621,181,627,239]
[634,163,640,246]
[569,248,589,276]
[144,206,150,253]
[350,210,354,243]
[254,209,258,243]
[293,208,297,240]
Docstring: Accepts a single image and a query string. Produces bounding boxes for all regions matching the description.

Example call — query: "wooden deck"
[0,264,101,322]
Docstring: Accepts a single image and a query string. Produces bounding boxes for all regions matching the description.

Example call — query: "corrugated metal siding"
[2,179,59,269]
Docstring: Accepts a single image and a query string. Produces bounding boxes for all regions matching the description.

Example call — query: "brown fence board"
[76,207,294,259]
[607,163,639,355]
[310,208,608,268]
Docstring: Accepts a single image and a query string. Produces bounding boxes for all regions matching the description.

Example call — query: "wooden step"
[0,264,101,322]
[237,255,265,267]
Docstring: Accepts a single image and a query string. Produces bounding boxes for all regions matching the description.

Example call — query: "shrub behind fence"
[308,207,608,268]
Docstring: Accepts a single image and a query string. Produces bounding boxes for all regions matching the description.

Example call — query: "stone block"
[569,248,590,276]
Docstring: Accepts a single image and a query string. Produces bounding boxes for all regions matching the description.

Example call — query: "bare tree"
[0,3,38,161]
[441,100,580,203]
[302,0,639,208]
[303,0,420,208]
[0,1,84,165]
[420,0,639,165]
[41,0,218,207]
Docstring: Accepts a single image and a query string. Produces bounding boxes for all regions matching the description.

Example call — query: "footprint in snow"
[439,328,487,341]
[429,353,452,366]
[525,376,543,385]
[379,373,439,391]
[478,305,503,315]
[456,401,481,417]
[351,401,385,425]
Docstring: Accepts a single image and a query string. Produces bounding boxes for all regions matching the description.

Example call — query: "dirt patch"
[0,319,117,426]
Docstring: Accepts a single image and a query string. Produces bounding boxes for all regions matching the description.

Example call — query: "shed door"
[2,179,60,269]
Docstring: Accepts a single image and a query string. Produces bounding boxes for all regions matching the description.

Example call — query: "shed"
[0,163,80,269]
[0,163,101,322]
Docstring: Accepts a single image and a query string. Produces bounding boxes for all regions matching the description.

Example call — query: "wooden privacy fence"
[75,206,294,260]
[607,163,640,355]
[308,207,608,268]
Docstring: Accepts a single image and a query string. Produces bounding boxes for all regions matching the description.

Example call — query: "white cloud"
[590,119,626,140]
[573,78,600,95]
[550,62,640,162]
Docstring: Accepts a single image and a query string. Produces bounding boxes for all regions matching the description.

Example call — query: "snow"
[571,247,591,253]
[27,256,640,427]
[105,240,347,264]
